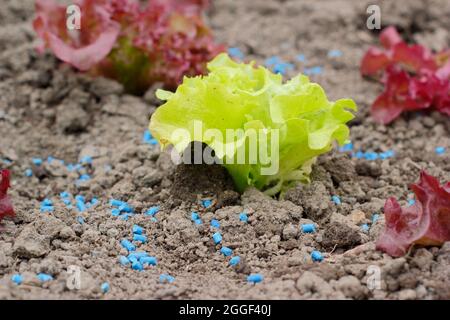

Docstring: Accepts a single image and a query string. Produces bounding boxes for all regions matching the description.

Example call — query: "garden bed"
[0,0,449,299]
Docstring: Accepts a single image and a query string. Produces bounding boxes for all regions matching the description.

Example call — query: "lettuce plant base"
[0,0,449,300]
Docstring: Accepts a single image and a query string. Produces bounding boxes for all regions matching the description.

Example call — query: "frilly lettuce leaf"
[150,53,357,195]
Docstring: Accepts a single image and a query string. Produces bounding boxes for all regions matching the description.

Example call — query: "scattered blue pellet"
[372,214,380,224]
[47,156,55,164]
[228,47,244,60]
[364,152,378,161]
[140,256,157,266]
[247,274,264,284]
[311,250,324,262]
[301,224,316,233]
[353,150,364,159]
[159,274,175,284]
[435,146,446,155]
[76,216,84,224]
[265,56,281,66]
[110,199,125,207]
[143,130,158,145]
[202,199,213,208]
[37,273,53,282]
[1,158,12,165]
[77,174,91,183]
[119,213,131,221]
[128,252,149,260]
[118,203,133,213]
[361,224,370,232]
[60,191,70,198]
[132,225,144,235]
[146,206,160,216]
[121,239,136,252]
[75,195,85,202]
[220,247,233,257]
[32,158,43,166]
[331,195,341,205]
[273,62,294,75]
[111,208,121,217]
[76,199,87,213]
[213,232,222,245]
[229,256,241,266]
[40,199,54,213]
[133,234,147,243]
[296,54,306,62]
[194,219,203,225]
[239,212,248,223]
[25,169,33,177]
[101,282,110,293]
[80,156,93,165]
[42,198,52,206]
[303,66,323,76]
[191,212,199,221]
[131,261,143,271]
[150,217,157,223]
[11,274,23,285]
[90,198,98,206]
[328,49,343,58]
[408,199,416,206]
[210,219,220,228]
[339,142,353,152]
[119,256,130,266]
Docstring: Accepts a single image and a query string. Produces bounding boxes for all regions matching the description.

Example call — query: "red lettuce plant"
[0,169,14,223]
[361,26,450,124]
[33,0,224,94]
[376,171,450,257]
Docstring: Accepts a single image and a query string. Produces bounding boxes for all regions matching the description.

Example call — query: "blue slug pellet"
[121,239,136,252]
[311,250,324,262]
[194,219,203,225]
[11,274,23,285]
[132,225,144,235]
[229,256,241,266]
[140,256,157,266]
[210,219,220,228]
[213,232,222,245]
[32,158,43,166]
[247,274,264,283]
[131,261,143,271]
[111,208,121,217]
[220,247,233,257]
[133,234,147,243]
[239,212,248,223]
[146,206,160,216]
[25,169,33,177]
[128,252,148,260]
[101,282,110,293]
[331,195,341,205]
[119,256,130,266]
[37,273,53,282]
[301,224,316,233]
[191,212,199,221]
[159,274,175,283]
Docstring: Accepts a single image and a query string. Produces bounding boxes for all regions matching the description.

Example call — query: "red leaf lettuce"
[361,26,450,124]
[0,169,14,223]
[376,171,450,257]
[33,0,224,94]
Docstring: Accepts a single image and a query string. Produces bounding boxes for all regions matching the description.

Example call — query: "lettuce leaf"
[149,53,357,195]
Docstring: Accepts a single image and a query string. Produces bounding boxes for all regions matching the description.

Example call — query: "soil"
[0,0,449,300]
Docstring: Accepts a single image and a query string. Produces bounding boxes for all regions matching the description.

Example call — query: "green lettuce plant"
[149,53,357,195]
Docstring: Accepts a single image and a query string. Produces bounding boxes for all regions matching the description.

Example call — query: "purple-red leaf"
[0,169,14,223]
[376,171,450,257]
[361,26,450,124]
